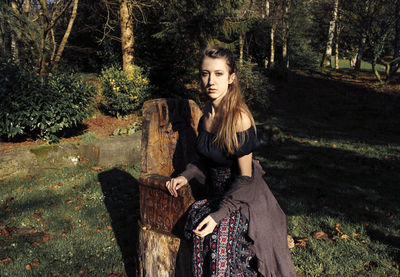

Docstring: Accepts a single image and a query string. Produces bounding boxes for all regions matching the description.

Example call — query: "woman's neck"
[211,99,222,118]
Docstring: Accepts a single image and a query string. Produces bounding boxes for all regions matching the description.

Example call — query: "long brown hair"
[201,46,256,155]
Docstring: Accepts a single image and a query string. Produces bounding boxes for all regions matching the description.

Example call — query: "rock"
[94,131,141,167]
[0,131,141,179]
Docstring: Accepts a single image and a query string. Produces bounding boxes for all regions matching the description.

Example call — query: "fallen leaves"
[1,227,10,237]
[33,213,41,218]
[287,235,295,249]
[313,230,329,240]
[0,257,12,264]
[74,205,85,211]
[91,166,103,172]
[41,234,50,243]
[295,237,308,247]
[31,258,40,266]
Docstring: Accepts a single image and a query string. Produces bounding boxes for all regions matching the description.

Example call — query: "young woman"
[166,46,296,277]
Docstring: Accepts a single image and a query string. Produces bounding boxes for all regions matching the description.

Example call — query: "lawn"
[0,68,399,276]
[0,164,141,276]
[255,69,400,276]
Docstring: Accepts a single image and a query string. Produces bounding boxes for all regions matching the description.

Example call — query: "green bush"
[0,63,95,142]
[99,64,151,117]
[238,61,273,114]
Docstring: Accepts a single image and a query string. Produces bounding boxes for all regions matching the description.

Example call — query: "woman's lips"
[208,89,217,93]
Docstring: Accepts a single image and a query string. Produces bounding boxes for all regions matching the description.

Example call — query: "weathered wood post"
[138,98,202,276]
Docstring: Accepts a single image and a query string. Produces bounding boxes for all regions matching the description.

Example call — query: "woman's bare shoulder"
[236,110,252,132]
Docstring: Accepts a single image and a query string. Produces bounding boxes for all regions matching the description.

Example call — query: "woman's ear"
[228,73,236,84]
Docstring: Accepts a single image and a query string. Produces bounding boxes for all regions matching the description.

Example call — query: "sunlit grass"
[0,163,140,276]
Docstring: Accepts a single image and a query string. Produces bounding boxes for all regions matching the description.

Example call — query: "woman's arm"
[237,111,253,177]
[238,153,253,177]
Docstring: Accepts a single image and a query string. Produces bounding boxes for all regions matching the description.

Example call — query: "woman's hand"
[165,176,188,197]
[193,215,217,238]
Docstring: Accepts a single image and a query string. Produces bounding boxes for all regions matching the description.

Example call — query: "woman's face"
[201,57,235,104]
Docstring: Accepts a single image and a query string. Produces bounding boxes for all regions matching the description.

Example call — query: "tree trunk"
[391,0,400,74]
[24,0,30,15]
[282,0,290,69]
[50,29,57,63]
[354,35,367,71]
[321,0,339,68]
[264,0,270,68]
[53,0,79,71]
[10,1,19,64]
[372,58,383,83]
[264,0,270,19]
[120,0,135,74]
[239,34,244,66]
[269,24,275,68]
[335,22,340,70]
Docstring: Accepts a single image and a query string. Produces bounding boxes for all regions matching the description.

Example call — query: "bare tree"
[282,0,290,69]
[120,0,135,73]
[53,0,79,72]
[391,0,400,74]
[321,0,339,68]
[102,0,151,73]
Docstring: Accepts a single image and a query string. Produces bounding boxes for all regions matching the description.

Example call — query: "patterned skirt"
[184,167,258,277]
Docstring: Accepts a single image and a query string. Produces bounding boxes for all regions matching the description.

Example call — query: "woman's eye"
[216,72,223,76]
[201,72,209,77]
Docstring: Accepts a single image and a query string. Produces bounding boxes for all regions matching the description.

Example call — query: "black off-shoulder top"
[196,115,259,168]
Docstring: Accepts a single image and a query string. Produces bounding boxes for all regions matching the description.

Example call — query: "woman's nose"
[208,74,215,85]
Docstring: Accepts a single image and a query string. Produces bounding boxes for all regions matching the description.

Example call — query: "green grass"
[331,58,386,72]
[0,163,140,276]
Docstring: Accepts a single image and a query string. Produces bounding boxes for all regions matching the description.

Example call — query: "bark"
[321,0,339,68]
[53,0,79,71]
[335,23,340,70]
[120,0,135,73]
[282,0,290,69]
[50,29,57,63]
[355,35,367,71]
[391,0,400,73]
[10,1,19,63]
[264,0,270,68]
[263,0,270,19]
[269,24,275,68]
[239,34,244,66]
[24,0,30,15]
[372,58,383,83]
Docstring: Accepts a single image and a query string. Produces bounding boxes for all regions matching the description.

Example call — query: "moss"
[30,145,59,160]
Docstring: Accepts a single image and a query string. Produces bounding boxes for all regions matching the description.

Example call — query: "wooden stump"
[138,224,192,277]
[138,99,202,277]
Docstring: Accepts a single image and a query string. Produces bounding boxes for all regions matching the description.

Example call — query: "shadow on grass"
[254,70,400,269]
[265,70,400,147]
[98,168,140,277]
[256,135,400,262]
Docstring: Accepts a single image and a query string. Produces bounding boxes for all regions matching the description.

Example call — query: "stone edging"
[0,131,141,180]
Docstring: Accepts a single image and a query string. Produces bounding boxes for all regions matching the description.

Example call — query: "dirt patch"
[0,115,138,155]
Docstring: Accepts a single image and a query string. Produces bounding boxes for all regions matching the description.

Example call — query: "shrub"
[0,62,95,143]
[238,61,274,115]
[99,64,151,117]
